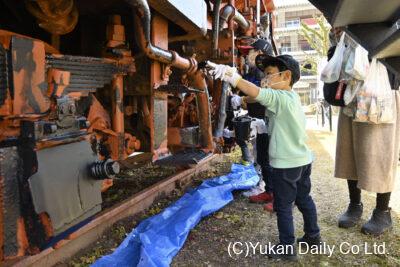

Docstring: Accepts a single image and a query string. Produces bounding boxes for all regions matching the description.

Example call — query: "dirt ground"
[67,118,400,266]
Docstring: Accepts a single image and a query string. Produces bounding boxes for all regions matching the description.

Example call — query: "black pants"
[271,164,320,245]
[347,180,391,210]
[256,133,273,193]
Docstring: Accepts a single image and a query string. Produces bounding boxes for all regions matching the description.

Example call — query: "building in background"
[273,0,325,106]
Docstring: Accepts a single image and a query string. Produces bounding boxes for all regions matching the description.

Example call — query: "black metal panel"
[308,0,339,22]
[154,149,212,167]
[0,147,22,256]
[46,55,123,93]
[0,44,8,105]
[331,0,399,27]
[344,22,399,57]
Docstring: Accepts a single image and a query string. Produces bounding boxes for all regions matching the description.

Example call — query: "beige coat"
[334,91,400,193]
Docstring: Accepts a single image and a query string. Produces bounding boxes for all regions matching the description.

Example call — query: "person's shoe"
[338,202,363,228]
[263,201,274,213]
[240,159,251,166]
[297,234,322,246]
[361,208,392,236]
[249,192,273,203]
[266,243,298,261]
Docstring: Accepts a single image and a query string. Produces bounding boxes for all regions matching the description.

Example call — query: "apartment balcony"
[301,75,318,80]
[278,49,318,58]
[274,23,321,34]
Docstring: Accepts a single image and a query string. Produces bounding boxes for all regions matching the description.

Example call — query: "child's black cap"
[255,54,301,84]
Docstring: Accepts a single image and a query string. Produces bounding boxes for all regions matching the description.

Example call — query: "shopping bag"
[343,79,363,105]
[355,58,394,124]
[345,45,369,80]
[321,32,346,83]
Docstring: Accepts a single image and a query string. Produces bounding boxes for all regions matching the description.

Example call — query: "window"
[279,43,291,53]
[299,40,312,51]
[285,19,300,28]
[301,69,314,76]
[298,91,311,106]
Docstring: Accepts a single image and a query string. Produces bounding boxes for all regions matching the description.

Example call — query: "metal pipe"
[219,4,250,32]
[212,0,222,58]
[213,82,229,137]
[257,0,261,31]
[125,0,197,73]
[228,0,235,30]
[112,75,125,160]
[189,72,214,151]
[196,88,214,151]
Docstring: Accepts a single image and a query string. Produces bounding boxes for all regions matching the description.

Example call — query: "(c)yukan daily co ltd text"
[227,241,388,258]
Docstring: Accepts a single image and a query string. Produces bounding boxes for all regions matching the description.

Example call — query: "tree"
[299,15,331,75]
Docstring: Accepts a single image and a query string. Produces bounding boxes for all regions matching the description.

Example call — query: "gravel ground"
[66,125,400,266]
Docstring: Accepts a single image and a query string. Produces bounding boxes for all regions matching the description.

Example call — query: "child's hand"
[206,61,242,87]
[231,95,242,109]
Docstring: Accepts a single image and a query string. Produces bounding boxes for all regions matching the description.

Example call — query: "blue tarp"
[92,163,259,267]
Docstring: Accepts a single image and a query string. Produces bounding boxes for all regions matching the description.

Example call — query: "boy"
[208,54,321,261]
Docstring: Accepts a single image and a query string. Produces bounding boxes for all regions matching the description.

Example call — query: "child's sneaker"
[240,159,251,166]
[264,201,274,213]
[249,192,273,203]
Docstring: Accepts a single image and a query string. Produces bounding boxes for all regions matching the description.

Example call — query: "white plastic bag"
[345,45,369,80]
[344,80,363,105]
[321,33,346,83]
[355,58,394,124]
[344,46,355,77]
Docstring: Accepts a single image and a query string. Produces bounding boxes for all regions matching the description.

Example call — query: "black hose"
[213,82,229,137]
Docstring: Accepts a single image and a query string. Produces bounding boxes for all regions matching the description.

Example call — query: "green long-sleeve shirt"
[255,88,313,168]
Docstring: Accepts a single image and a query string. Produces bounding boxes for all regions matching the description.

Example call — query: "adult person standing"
[331,28,400,235]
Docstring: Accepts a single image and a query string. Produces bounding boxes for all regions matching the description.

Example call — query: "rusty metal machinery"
[0,0,275,261]
[25,0,79,35]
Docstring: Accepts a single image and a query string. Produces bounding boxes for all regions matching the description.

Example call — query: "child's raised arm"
[206,62,260,98]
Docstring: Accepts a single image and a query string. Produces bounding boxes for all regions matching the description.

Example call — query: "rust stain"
[38,213,54,239]
[101,179,113,192]
[16,217,29,257]
[87,96,111,133]
[111,75,124,160]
